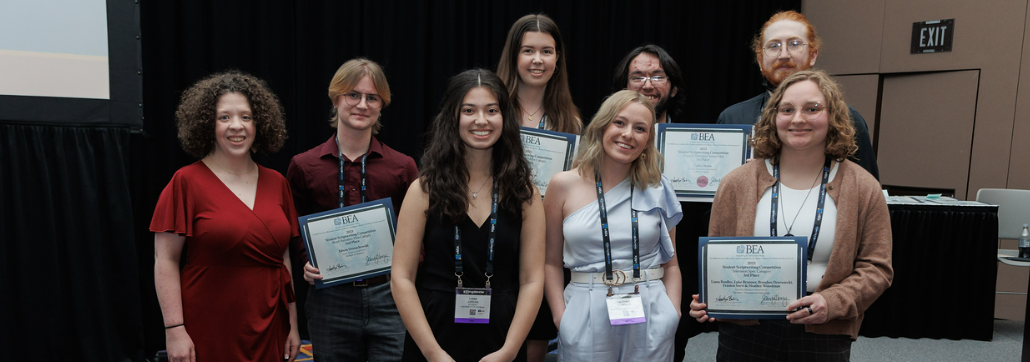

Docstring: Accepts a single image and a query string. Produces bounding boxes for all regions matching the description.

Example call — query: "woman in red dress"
[152,71,301,362]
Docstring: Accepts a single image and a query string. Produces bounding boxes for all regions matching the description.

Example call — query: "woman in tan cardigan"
[689,69,892,361]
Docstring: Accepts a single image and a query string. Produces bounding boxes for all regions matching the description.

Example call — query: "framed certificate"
[698,236,807,319]
[520,127,579,196]
[299,198,397,289]
[655,124,752,202]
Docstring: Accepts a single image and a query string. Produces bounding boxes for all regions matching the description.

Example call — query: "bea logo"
[736,245,764,254]
[691,133,716,141]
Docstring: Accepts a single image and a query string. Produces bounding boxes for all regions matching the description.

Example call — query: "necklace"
[779,168,822,236]
[470,176,492,199]
[519,103,542,122]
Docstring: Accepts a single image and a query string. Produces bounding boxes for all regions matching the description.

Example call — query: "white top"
[754,159,839,293]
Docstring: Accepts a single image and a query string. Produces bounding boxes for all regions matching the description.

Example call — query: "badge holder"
[455,272,491,324]
[604,270,646,325]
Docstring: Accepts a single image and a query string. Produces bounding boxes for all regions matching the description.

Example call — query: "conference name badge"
[606,293,646,325]
[454,287,491,324]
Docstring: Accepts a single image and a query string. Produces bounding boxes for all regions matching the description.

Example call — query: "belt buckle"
[603,270,627,286]
[353,279,369,287]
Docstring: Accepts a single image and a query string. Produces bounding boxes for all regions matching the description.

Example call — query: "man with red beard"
[612,44,686,123]
[718,10,879,179]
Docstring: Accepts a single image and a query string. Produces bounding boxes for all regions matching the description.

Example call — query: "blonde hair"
[573,90,663,188]
[327,58,392,133]
[751,69,857,161]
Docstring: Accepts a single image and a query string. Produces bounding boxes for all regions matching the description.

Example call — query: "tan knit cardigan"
[708,159,893,339]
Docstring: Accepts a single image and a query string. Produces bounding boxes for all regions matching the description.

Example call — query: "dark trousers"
[717,320,852,362]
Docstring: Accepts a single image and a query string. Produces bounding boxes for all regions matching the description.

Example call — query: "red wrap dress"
[151,161,298,361]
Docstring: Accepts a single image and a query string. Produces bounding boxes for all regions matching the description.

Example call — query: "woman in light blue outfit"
[543,90,683,361]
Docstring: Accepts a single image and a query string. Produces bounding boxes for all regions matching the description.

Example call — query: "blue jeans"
[306,281,405,362]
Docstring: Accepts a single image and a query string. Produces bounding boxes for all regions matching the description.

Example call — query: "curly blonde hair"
[751,69,856,161]
[175,71,286,158]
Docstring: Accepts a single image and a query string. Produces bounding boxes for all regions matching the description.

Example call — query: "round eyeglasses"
[764,39,808,58]
[777,102,825,121]
[342,92,382,110]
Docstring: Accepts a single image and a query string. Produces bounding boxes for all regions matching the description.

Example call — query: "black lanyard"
[770,156,831,261]
[538,114,547,129]
[595,172,640,281]
[454,181,498,288]
[335,137,369,208]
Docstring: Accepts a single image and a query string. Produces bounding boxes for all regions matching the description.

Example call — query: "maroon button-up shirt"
[286,135,418,263]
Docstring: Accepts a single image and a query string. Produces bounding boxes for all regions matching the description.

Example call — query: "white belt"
[570,268,664,285]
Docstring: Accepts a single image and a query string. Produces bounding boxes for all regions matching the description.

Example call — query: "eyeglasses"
[776,102,825,120]
[342,92,382,109]
[763,39,808,58]
[629,76,668,85]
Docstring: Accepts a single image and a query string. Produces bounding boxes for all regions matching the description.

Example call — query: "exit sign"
[911,19,954,53]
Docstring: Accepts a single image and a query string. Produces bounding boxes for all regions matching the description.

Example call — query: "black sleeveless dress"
[401,207,527,362]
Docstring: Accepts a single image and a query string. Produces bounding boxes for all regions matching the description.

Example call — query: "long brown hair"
[751,69,856,161]
[496,14,582,134]
[419,69,535,224]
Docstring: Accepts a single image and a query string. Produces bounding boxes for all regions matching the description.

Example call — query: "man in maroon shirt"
[287,58,418,362]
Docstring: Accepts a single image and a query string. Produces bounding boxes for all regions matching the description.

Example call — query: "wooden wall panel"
[881,0,1025,198]
[878,70,979,198]
[802,0,886,75]
[1009,1,1030,190]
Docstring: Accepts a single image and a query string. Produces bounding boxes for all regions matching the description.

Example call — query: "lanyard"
[538,114,547,129]
[335,137,369,208]
[455,181,498,288]
[770,156,831,261]
[595,172,640,281]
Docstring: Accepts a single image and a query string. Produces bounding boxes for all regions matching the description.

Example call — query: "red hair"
[752,10,821,64]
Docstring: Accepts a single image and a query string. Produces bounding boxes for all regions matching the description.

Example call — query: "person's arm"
[283,248,300,362]
[154,232,195,362]
[482,186,546,362]
[788,177,893,325]
[661,226,681,318]
[543,172,570,328]
[390,180,453,362]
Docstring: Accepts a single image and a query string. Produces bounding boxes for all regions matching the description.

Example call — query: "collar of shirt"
[317,135,385,162]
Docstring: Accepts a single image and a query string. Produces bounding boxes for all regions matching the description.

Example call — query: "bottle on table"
[1019,224,1030,259]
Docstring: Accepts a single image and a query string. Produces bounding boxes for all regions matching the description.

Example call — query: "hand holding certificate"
[299,199,398,289]
[698,237,807,319]
[655,124,752,201]
[520,127,578,196]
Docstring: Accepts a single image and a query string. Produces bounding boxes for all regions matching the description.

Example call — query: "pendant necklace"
[470,176,492,199]
[779,169,822,236]
[519,103,542,122]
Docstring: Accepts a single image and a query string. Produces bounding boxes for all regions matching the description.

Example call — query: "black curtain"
[1,125,142,361]
[2,1,801,360]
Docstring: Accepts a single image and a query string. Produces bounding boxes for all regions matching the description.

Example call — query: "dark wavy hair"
[496,13,582,134]
[419,69,535,224]
[611,44,686,118]
[175,71,287,158]
[751,69,856,161]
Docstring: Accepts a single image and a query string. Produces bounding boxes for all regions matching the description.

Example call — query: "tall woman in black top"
[391,69,545,362]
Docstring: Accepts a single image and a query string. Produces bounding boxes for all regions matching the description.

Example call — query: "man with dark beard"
[718,10,879,179]
[612,44,686,123]
[614,45,705,362]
